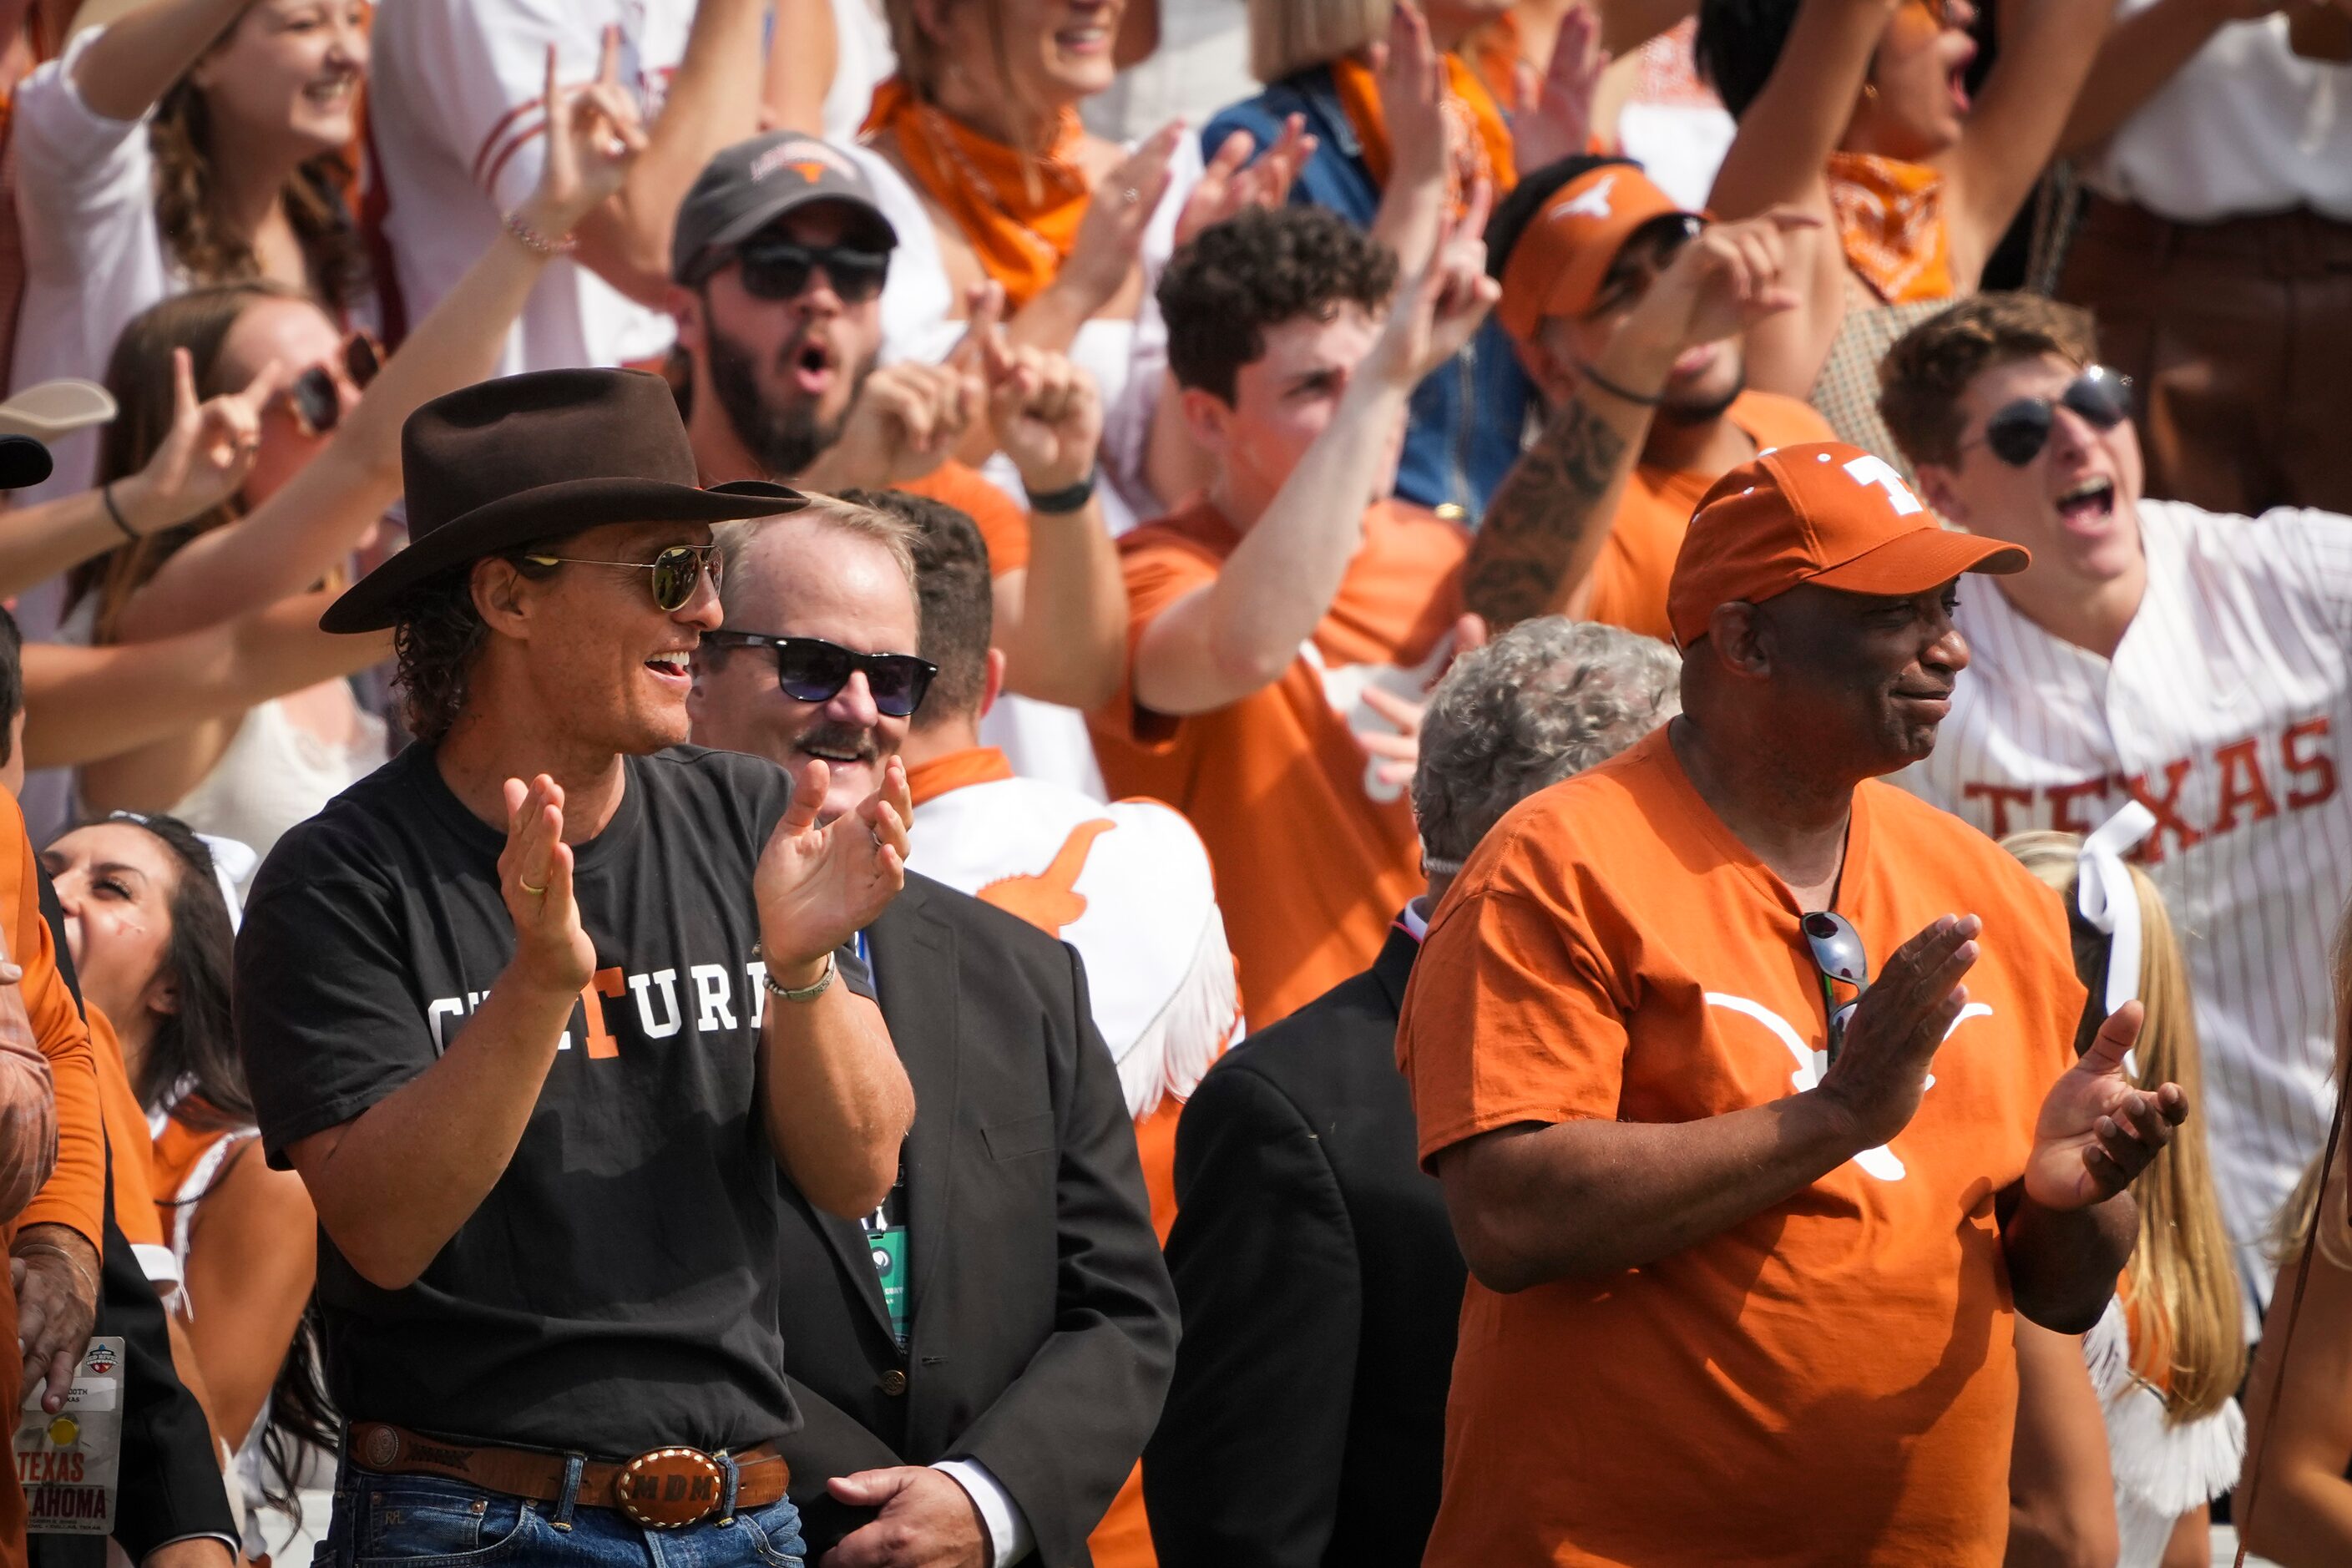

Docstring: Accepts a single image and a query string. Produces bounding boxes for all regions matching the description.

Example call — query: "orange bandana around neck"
[863,76,1091,310]
[1328,50,1519,218]
[1826,151,1954,305]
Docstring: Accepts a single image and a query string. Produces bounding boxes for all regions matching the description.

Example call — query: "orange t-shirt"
[1090,497,1468,1029]
[86,1005,169,1266]
[1398,727,2084,1567]
[898,462,1030,576]
[1583,392,1836,644]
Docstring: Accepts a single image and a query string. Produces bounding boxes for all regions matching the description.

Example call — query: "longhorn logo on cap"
[1554,174,1617,223]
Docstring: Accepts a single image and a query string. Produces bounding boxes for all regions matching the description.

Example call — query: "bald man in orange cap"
[1399,441,2189,1568]
[1466,154,1831,639]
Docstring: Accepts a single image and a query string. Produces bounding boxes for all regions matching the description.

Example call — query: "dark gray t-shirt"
[236,741,866,1457]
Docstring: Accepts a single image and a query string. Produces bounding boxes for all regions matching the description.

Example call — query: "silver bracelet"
[758,948,837,1004]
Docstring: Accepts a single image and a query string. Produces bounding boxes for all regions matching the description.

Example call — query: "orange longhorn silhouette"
[978,819,1116,937]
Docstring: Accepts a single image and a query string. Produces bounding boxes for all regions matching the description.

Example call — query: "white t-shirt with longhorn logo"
[1898,497,2352,1297]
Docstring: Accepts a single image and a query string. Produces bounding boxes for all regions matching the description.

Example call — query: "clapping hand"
[2026,1000,2188,1209]
[755,756,913,982]
[1063,122,1184,311]
[499,774,594,996]
[1510,5,1611,174]
[1355,613,1489,788]
[112,347,282,534]
[518,29,650,246]
[1178,114,1319,246]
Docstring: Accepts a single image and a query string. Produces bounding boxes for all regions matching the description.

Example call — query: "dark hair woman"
[39,812,336,1560]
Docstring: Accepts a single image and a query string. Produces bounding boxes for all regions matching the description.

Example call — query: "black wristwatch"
[1024,469,1098,515]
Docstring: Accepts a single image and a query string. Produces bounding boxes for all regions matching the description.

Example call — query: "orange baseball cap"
[1666,442,2031,647]
[1496,161,1692,342]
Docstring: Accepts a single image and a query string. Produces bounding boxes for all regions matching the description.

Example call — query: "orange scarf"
[1329,51,1518,218]
[1826,151,1954,305]
[1464,12,1529,114]
[862,76,1092,310]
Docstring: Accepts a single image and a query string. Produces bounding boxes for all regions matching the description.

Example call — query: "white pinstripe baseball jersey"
[1898,498,2352,1300]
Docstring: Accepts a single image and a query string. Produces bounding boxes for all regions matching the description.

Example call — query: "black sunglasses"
[1802,910,1870,1065]
[703,630,936,718]
[736,240,891,305]
[1963,367,2132,467]
[521,544,724,612]
[285,330,382,438]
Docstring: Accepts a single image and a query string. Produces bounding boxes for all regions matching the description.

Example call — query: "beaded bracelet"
[503,210,577,257]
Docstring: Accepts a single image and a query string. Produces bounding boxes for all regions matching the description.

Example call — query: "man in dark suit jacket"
[690,502,1176,1568]
[1142,619,1683,1568]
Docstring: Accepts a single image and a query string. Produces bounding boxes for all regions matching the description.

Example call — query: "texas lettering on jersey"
[426,953,771,1056]
[1956,716,2337,863]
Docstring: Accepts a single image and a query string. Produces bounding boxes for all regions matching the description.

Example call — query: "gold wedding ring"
[518,878,547,897]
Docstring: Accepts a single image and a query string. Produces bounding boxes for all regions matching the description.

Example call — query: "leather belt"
[348,1423,791,1530]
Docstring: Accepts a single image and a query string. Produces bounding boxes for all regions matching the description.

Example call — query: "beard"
[703,318,876,480]
[1656,361,1746,429]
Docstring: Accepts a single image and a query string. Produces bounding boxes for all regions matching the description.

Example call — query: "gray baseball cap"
[671,132,898,286]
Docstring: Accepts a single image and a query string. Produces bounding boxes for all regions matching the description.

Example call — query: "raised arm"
[760,0,840,136]
[21,594,392,771]
[2055,0,2269,157]
[1938,0,2117,280]
[116,51,650,644]
[67,0,249,122]
[0,350,276,600]
[572,2,768,307]
[1134,193,1498,717]
[1368,3,1454,276]
[1465,207,1815,630]
[1703,0,1891,395]
[981,338,1126,711]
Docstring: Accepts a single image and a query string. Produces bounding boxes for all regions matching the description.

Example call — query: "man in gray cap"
[669,131,1125,714]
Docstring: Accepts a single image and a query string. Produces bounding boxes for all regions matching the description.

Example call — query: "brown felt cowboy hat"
[322,368,805,633]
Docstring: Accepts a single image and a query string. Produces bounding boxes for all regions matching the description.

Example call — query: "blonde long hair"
[2005,830,2247,1423]
[1246,0,1389,83]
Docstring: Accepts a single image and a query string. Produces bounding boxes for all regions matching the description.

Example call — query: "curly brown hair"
[149,68,369,316]
[1877,293,2102,470]
[1158,206,1399,405]
[391,554,559,745]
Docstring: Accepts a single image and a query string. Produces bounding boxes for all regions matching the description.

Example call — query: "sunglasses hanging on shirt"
[1963,366,2132,468]
[1801,910,1870,1065]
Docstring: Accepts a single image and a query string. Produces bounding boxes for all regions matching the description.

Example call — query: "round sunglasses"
[1960,367,2132,468]
[702,630,937,718]
[283,329,383,438]
[521,544,724,612]
[736,240,891,305]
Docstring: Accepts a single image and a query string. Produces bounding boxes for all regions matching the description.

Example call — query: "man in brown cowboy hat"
[235,367,918,1566]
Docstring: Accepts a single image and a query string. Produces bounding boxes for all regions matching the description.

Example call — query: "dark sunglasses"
[1802,911,1870,1065]
[702,630,936,718]
[1963,367,2132,467]
[521,543,724,612]
[284,330,382,438]
[736,240,891,305]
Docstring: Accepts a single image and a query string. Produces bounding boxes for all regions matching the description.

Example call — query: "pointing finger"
[171,346,199,423]
[598,23,622,89]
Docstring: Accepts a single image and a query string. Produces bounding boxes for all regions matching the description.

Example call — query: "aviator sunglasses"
[736,240,891,304]
[701,630,937,718]
[521,544,725,612]
[1960,366,2132,468]
[1802,911,1870,1065]
[283,330,383,438]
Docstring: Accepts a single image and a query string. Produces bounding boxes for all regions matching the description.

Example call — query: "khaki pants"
[2061,197,2352,518]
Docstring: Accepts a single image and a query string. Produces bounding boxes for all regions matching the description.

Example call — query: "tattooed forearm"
[1464,392,1635,631]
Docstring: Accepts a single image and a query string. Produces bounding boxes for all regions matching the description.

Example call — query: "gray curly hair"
[1414,619,1682,870]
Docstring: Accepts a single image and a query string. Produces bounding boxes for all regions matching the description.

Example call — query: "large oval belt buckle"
[616,1446,725,1529]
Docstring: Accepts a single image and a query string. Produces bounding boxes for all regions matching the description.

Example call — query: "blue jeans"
[317,1454,807,1568]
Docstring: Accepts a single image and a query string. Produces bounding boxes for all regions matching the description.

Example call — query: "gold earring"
[1861,82,1879,101]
